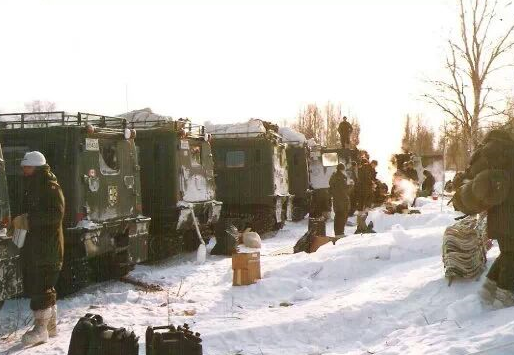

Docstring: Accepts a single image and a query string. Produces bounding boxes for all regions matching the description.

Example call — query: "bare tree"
[425,0,514,158]
[402,114,436,156]
[324,102,343,147]
[293,104,325,144]
[350,117,360,148]
[24,100,57,124]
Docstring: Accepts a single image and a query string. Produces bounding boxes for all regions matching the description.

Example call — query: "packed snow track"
[1,197,513,354]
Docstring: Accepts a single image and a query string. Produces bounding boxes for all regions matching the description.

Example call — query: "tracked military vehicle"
[308,145,360,216]
[0,112,150,296]
[0,143,20,308]
[114,109,222,259]
[207,119,292,234]
[279,127,311,221]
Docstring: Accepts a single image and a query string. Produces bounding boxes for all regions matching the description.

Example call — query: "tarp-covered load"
[279,127,307,145]
[205,119,278,138]
[442,215,489,279]
[118,108,171,126]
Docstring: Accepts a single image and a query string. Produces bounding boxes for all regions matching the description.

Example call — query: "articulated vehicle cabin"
[0,143,21,308]
[0,112,151,296]
[284,142,311,221]
[116,111,222,259]
[208,119,292,234]
[308,145,360,215]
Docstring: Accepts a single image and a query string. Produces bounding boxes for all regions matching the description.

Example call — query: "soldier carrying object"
[338,116,353,149]
[329,163,351,238]
[18,151,65,347]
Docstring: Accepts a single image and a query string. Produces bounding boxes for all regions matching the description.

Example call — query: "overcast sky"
[2,0,510,177]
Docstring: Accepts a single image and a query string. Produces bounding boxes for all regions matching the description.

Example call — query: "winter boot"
[47,305,57,337]
[478,278,497,304]
[493,287,514,309]
[21,308,51,346]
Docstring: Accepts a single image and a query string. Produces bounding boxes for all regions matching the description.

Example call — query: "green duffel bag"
[472,169,510,207]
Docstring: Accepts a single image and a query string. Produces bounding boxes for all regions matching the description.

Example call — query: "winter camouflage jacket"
[467,130,514,249]
[21,165,65,270]
[329,171,350,213]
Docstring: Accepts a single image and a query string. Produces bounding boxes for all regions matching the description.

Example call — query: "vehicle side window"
[226,151,245,168]
[99,140,120,175]
[191,145,202,166]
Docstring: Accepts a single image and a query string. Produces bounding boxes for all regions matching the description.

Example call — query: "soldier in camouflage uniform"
[18,152,65,346]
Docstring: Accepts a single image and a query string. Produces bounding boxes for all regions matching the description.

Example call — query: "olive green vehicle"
[0,112,150,296]
[0,143,21,308]
[111,115,222,259]
[284,142,311,221]
[208,120,292,234]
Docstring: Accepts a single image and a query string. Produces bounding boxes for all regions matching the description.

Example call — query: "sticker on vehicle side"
[180,140,190,150]
[85,138,99,151]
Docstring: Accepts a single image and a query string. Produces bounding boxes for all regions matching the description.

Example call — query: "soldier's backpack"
[67,313,139,355]
[146,324,203,355]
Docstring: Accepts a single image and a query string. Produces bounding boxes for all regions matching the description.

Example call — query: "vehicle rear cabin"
[117,112,222,259]
[208,119,292,234]
[0,112,150,296]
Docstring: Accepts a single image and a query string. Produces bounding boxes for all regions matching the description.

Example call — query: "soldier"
[329,163,350,237]
[337,116,353,149]
[473,130,514,308]
[421,170,436,196]
[18,151,65,346]
[359,159,374,210]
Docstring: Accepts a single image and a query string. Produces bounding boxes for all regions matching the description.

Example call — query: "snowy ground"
[2,197,514,354]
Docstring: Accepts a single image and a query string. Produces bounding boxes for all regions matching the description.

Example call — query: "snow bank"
[205,119,266,138]
[1,197,509,355]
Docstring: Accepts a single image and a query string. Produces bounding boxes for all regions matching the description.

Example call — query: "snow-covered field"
[2,197,514,355]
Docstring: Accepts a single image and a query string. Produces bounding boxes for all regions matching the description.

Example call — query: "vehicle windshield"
[321,152,338,167]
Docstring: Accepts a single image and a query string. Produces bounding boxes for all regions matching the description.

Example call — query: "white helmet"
[20,151,47,167]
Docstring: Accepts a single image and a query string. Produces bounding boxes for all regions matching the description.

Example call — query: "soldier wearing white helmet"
[17,151,65,347]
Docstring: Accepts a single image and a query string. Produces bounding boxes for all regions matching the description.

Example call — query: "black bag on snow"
[67,313,139,355]
[146,324,203,355]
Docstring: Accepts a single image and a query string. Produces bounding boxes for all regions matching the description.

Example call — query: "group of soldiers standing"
[326,118,385,237]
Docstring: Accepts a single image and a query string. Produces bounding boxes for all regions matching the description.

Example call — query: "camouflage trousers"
[24,267,60,310]
[487,252,514,291]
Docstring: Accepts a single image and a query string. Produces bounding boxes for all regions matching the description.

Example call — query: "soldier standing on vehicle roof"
[329,163,350,238]
[18,151,65,347]
[338,116,353,149]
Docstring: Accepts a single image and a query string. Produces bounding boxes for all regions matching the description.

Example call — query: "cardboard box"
[232,252,260,270]
[232,252,261,286]
[309,236,331,253]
